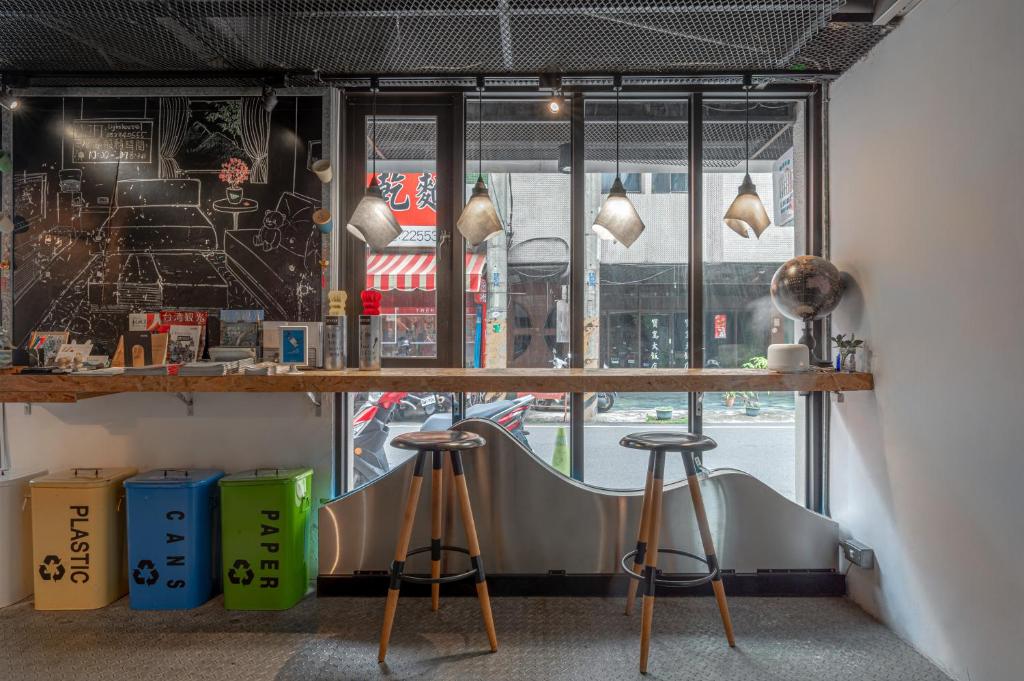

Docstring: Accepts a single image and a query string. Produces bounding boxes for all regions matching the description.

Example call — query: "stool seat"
[390,430,486,451]
[619,431,717,453]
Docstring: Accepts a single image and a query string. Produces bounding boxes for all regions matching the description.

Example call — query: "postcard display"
[7,95,327,355]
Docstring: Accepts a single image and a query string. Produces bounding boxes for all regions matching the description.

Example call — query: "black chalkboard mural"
[12,95,324,354]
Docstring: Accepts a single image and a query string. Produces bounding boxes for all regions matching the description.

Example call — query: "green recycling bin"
[219,468,312,610]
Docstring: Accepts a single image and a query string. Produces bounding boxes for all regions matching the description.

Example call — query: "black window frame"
[336,84,829,514]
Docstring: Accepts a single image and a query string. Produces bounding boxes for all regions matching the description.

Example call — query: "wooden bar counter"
[0,368,873,404]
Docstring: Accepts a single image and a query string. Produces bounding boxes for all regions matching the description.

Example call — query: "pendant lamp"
[723,76,771,239]
[592,77,645,248]
[346,79,402,251]
[457,79,503,246]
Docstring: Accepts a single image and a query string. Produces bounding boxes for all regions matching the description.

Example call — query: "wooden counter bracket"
[175,392,195,416]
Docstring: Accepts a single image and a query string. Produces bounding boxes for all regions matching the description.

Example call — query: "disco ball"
[770,255,845,323]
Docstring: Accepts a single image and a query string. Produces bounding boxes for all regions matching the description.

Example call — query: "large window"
[583,97,692,489]
[364,116,439,359]
[460,98,573,472]
[343,91,819,505]
[702,99,807,502]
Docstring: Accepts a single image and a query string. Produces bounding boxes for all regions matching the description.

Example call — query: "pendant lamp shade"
[457,81,505,247]
[346,177,403,251]
[347,82,402,252]
[724,77,770,239]
[591,80,645,248]
[723,173,771,238]
[458,177,503,246]
[592,176,645,247]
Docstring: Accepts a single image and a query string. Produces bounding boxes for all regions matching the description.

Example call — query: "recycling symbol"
[132,559,160,586]
[227,559,254,586]
[38,555,66,581]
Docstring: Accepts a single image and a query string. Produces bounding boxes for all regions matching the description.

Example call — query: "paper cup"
[313,208,333,234]
[311,159,332,184]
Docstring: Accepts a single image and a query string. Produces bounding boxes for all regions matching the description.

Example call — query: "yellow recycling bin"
[30,468,136,610]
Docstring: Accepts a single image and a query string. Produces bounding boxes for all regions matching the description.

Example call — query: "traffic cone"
[552,426,570,476]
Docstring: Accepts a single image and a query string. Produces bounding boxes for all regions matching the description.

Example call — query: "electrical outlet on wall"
[840,538,875,569]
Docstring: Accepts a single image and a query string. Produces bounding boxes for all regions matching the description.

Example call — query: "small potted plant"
[722,391,737,407]
[831,333,865,372]
[740,356,768,414]
[219,157,250,204]
[741,355,768,370]
[743,392,761,417]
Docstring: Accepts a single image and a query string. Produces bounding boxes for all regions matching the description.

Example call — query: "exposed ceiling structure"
[0,1,895,87]
[372,100,798,168]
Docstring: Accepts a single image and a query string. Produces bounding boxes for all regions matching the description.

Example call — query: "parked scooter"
[396,392,449,420]
[422,395,535,448]
[351,392,535,487]
[351,391,405,485]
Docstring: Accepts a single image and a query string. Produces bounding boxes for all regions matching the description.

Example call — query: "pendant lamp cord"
[371,82,377,178]
[615,85,620,179]
[744,85,750,176]
[478,85,484,181]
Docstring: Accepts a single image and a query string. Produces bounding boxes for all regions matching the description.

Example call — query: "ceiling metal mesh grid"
[370,100,795,166]
[0,1,886,83]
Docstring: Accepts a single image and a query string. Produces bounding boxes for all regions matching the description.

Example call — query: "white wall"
[2,393,335,573]
[828,1,1024,680]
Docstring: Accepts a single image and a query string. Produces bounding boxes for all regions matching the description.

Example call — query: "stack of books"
[178,358,256,376]
[243,362,281,376]
[124,364,180,376]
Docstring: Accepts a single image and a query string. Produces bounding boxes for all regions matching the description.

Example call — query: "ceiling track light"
[0,84,20,111]
[345,77,402,251]
[456,75,504,247]
[541,74,564,114]
[591,74,645,248]
[723,74,771,239]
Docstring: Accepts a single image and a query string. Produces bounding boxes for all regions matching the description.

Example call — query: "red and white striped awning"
[366,252,487,292]
[465,252,486,292]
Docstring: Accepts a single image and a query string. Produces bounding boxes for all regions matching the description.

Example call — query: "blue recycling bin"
[124,469,224,610]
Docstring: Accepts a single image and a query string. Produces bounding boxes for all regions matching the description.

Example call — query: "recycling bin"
[219,468,312,610]
[124,468,224,610]
[1,469,46,608]
[30,467,136,610]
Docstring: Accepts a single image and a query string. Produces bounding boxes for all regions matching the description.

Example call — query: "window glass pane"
[583,97,690,489]
[703,98,807,503]
[365,117,438,358]
[651,173,670,194]
[462,98,572,472]
[350,390,455,489]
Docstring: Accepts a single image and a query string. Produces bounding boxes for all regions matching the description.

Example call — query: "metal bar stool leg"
[378,451,428,663]
[430,450,443,612]
[639,449,666,674]
[625,450,657,616]
[683,452,736,648]
[450,449,498,653]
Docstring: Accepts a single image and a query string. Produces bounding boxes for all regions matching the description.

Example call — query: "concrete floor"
[0,595,951,681]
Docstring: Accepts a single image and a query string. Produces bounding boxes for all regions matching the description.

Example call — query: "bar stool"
[619,431,735,673]
[377,430,498,663]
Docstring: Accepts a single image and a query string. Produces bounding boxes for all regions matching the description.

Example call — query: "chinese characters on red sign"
[714,314,728,340]
[366,172,436,227]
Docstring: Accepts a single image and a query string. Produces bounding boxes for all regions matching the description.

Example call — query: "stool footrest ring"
[621,548,719,588]
[393,545,477,585]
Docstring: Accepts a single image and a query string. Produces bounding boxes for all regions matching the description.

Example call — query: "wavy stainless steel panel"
[319,420,839,576]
